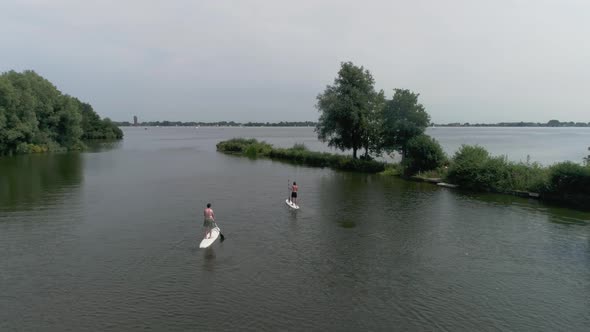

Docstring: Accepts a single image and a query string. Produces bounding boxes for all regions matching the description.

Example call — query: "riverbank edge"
[1,138,124,157]
[409,175,540,198]
[216,138,387,173]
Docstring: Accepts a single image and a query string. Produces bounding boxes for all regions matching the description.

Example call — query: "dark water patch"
[338,219,356,228]
[0,153,83,212]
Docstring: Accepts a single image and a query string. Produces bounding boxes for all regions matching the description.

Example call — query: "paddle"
[215,223,225,242]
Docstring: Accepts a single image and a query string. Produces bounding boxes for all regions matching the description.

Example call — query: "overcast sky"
[1,0,589,123]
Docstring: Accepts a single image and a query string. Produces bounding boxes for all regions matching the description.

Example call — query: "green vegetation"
[218,138,590,209]
[216,138,272,156]
[216,138,386,173]
[381,89,431,158]
[380,163,403,176]
[215,61,590,210]
[446,144,590,209]
[315,62,385,159]
[401,134,447,175]
[314,62,440,177]
[0,70,122,156]
[543,162,590,207]
[446,145,545,192]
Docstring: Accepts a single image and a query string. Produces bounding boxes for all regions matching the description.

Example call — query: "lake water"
[1,127,589,331]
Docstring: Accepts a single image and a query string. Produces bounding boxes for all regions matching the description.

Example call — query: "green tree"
[402,134,446,175]
[0,71,39,154]
[0,70,123,155]
[79,100,122,139]
[547,119,560,127]
[381,89,430,159]
[361,90,386,159]
[55,95,83,149]
[316,62,383,159]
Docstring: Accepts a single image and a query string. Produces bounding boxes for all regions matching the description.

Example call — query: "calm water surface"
[1,127,589,331]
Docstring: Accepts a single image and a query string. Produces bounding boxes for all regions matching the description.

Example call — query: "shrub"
[504,162,548,192]
[402,134,446,175]
[16,143,44,154]
[544,162,590,194]
[446,145,511,192]
[244,145,258,158]
[446,145,565,194]
[216,138,272,156]
[380,163,403,176]
[292,143,308,151]
[538,162,590,208]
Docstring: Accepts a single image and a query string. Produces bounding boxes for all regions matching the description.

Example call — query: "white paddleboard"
[199,226,221,248]
[285,199,300,210]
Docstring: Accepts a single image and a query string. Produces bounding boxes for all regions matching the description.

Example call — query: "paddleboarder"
[289,181,299,205]
[203,203,215,239]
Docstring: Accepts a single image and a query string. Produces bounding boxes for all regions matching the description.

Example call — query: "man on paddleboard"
[289,181,298,205]
[203,203,215,239]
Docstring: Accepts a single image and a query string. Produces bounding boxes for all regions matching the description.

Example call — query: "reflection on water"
[84,139,122,153]
[0,153,83,211]
[457,191,590,225]
[0,141,121,212]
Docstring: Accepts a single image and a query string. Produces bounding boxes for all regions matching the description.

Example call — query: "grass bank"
[216,138,386,173]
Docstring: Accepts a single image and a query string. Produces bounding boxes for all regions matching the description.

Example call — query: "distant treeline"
[434,120,590,127]
[114,121,317,127]
[0,70,123,156]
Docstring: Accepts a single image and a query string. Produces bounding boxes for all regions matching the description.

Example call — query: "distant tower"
[133,116,138,126]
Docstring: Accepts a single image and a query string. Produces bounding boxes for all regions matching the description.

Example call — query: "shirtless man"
[289,181,299,205]
[203,203,215,239]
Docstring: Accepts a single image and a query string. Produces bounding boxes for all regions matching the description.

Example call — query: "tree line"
[0,70,123,156]
[435,120,590,127]
[114,120,317,127]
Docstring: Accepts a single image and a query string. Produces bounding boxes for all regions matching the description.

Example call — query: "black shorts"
[291,192,297,198]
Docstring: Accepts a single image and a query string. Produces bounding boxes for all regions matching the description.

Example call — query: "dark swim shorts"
[203,218,215,228]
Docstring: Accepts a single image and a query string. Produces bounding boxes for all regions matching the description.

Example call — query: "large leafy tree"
[315,62,383,159]
[381,89,430,159]
[360,90,386,159]
[0,71,40,153]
